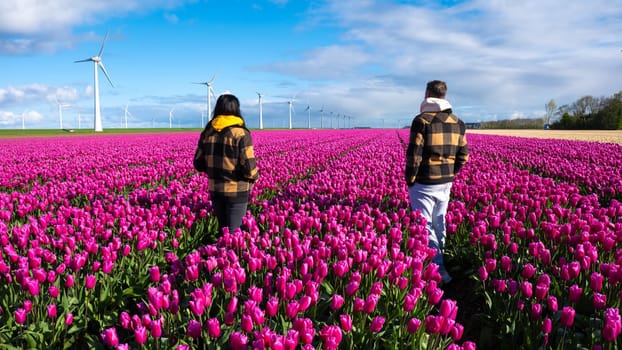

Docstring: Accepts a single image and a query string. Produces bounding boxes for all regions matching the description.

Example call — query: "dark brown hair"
[426,80,447,98]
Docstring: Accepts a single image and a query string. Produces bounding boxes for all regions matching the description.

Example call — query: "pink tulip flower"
[230,331,249,350]
[14,308,27,324]
[47,304,57,318]
[207,318,221,338]
[330,294,344,311]
[603,308,622,342]
[407,317,422,334]
[590,272,604,292]
[561,306,576,327]
[101,327,119,347]
[569,284,582,303]
[186,319,202,338]
[339,314,353,332]
[370,316,385,333]
[150,319,163,338]
[593,293,607,310]
[65,313,74,325]
[84,275,97,289]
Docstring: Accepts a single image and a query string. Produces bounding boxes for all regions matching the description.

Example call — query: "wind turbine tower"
[75,32,114,132]
[288,94,296,129]
[169,108,175,129]
[257,92,264,130]
[123,104,134,128]
[194,75,217,122]
[319,106,324,129]
[305,104,311,129]
[55,97,70,130]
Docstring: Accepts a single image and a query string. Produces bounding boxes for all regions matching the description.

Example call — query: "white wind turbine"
[55,96,70,130]
[75,32,114,132]
[287,94,297,129]
[21,110,26,130]
[318,106,325,129]
[256,92,264,130]
[169,108,175,129]
[305,103,311,129]
[123,104,134,128]
[194,75,217,122]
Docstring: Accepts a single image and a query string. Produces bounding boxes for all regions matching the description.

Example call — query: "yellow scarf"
[212,115,244,132]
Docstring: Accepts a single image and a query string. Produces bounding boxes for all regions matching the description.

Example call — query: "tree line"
[480,91,622,130]
[546,91,622,130]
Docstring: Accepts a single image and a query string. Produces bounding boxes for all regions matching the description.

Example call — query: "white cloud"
[0,0,194,54]
[164,13,179,24]
[0,110,43,126]
[261,45,374,80]
[265,0,622,121]
[0,84,81,107]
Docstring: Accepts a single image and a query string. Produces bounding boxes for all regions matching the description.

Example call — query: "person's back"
[405,80,468,285]
[408,109,467,185]
[198,120,256,197]
[405,81,468,186]
[194,93,258,232]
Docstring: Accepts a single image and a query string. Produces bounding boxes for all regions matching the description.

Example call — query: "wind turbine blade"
[208,74,217,83]
[74,58,92,63]
[98,61,114,87]
[98,32,109,57]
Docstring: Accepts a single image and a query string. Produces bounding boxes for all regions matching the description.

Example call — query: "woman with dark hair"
[193,93,258,233]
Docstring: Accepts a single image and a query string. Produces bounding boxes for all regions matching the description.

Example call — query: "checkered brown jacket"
[193,123,258,201]
[405,110,469,186]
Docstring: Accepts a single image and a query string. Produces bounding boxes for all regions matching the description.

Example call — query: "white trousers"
[408,182,453,278]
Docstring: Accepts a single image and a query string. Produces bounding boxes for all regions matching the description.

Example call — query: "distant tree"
[555,104,570,120]
[481,118,544,129]
[592,92,622,129]
[545,99,556,126]
[551,113,577,129]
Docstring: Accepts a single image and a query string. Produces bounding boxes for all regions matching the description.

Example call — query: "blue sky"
[1,0,621,130]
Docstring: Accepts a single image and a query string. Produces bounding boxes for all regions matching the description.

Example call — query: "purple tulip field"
[0,130,621,349]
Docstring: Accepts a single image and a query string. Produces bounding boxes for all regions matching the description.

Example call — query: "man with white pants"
[405,80,469,284]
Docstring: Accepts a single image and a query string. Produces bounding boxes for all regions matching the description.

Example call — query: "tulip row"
[467,135,622,203]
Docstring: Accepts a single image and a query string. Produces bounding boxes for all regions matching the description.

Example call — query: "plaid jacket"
[193,121,258,201]
[405,110,469,186]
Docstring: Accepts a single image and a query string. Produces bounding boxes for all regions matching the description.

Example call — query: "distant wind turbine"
[75,32,114,132]
[305,103,311,129]
[319,106,324,129]
[288,94,297,129]
[123,104,134,128]
[257,92,264,130]
[21,110,26,130]
[194,75,217,122]
[55,96,70,130]
[169,108,175,129]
